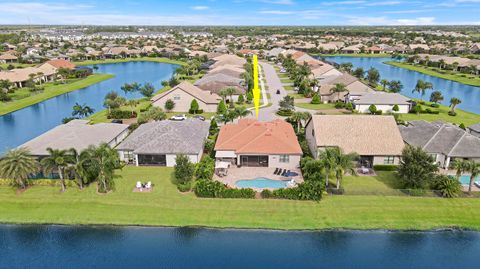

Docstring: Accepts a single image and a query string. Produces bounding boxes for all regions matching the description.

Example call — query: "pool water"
[235,178,288,189]
[459,175,480,185]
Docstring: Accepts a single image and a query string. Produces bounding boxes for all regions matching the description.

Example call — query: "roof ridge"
[422,124,445,151]
[447,131,467,157]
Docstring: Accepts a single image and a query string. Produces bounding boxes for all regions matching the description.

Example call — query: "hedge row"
[0,178,77,187]
[194,179,256,199]
[261,181,324,201]
[373,164,398,171]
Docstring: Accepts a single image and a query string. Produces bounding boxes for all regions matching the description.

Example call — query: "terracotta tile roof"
[45,59,76,70]
[215,119,303,155]
[307,115,405,156]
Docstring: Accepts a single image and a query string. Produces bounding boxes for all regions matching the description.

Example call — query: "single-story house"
[194,73,246,101]
[210,54,246,69]
[214,119,303,168]
[399,120,480,169]
[19,120,129,157]
[151,81,221,113]
[305,115,405,167]
[350,92,413,114]
[341,44,363,54]
[0,53,18,64]
[468,123,480,138]
[117,119,209,166]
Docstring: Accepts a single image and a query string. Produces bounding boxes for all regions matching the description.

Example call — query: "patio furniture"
[136,181,142,189]
[281,169,287,177]
[361,166,369,174]
[274,168,280,175]
[146,181,152,189]
[475,181,480,188]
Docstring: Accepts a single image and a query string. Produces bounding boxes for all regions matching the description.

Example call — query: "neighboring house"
[340,44,363,54]
[468,123,480,138]
[42,59,76,71]
[0,53,18,64]
[365,46,384,54]
[214,119,303,168]
[318,73,374,103]
[210,54,246,69]
[266,47,286,59]
[305,115,405,168]
[350,92,413,114]
[399,120,480,169]
[194,73,246,100]
[151,81,221,113]
[117,119,209,166]
[19,120,129,157]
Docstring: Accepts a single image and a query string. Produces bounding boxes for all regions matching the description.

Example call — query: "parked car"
[193,115,205,121]
[170,114,187,121]
[276,89,281,94]
[111,119,123,124]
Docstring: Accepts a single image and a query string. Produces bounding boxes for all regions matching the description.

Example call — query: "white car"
[170,114,187,121]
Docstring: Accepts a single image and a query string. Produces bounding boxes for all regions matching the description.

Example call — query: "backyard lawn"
[0,74,114,116]
[398,103,480,127]
[1,166,480,230]
[295,103,337,111]
[385,61,480,87]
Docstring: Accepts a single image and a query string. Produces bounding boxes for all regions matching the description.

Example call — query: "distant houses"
[151,82,221,113]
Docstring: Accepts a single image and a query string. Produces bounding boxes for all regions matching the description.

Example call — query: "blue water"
[1,225,480,269]
[323,57,480,114]
[235,177,288,188]
[459,175,480,185]
[0,61,178,154]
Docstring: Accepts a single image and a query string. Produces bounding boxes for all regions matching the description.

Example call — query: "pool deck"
[214,167,304,190]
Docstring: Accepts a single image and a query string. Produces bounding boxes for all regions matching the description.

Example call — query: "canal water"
[0,225,479,269]
[323,56,480,115]
[0,61,178,154]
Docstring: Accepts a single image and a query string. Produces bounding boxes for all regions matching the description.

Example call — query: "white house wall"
[356,104,410,114]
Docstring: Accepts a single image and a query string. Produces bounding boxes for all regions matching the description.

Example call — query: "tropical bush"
[174,154,195,190]
[194,179,255,198]
[431,175,462,198]
[397,146,438,189]
[195,156,215,180]
[261,180,324,201]
[108,110,137,119]
[310,94,321,104]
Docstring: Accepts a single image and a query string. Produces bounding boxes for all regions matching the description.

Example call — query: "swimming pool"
[459,175,480,185]
[235,178,289,189]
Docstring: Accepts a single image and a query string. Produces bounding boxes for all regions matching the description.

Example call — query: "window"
[124,151,135,163]
[173,95,180,100]
[279,155,289,163]
[384,156,395,165]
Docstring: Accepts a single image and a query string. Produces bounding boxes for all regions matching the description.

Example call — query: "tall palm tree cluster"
[0,143,120,193]
[302,147,358,190]
[451,160,480,194]
[280,55,317,98]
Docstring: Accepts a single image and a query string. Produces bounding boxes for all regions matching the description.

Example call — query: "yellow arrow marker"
[252,54,260,119]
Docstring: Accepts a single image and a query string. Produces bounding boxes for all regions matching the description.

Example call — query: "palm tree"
[0,148,38,189]
[451,159,470,180]
[331,148,358,189]
[83,143,120,193]
[72,103,95,118]
[466,161,480,194]
[318,148,338,188]
[380,79,389,91]
[449,97,462,113]
[412,80,433,101]
[330,83,347,101]
[430,91,444,104]
[41,148,72,192]
[234,107,252,118]
[290,111,311,133]
[67,148,90,190]
[222,87,236,108]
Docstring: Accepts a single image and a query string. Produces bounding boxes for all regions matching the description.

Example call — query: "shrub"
[194,179,255,198]
[165,99,175,112]
[189,99,200,114]
[310,94,321,104]
[392,104,399,112]
[334,102,345,109]
[195,156,215,180]
[373,164,398,171]
[410,104,422,114]
[276,109,293,117]
[448,111,457,116]
[174,154,195,187]
[177,182,192,192]
[237,94,245,104]
[107,110,137,119]
[374,110,383,115]
[345,102,353,111]
[459,123,466,130]
[262,181,324,201]
[430,103,440,108]
[431,175,461,198]
[368,104,377,114]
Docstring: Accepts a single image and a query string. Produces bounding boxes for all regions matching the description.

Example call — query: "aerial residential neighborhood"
[1,0,480,268]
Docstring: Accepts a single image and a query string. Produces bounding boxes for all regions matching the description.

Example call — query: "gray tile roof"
[19,120,129,156]
[469,123,480,132]
[399,120,480,157]
[354,92,412,105]
[117,119,209,155]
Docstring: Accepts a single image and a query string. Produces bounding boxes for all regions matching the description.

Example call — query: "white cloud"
[322,1,366,6]
[365,1,402,6]
[261,0,295,4]
[190,6,209,10]
[258,10,295,14]
[347,16,436,25]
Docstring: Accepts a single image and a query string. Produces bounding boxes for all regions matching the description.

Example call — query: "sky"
[0,0,479,26]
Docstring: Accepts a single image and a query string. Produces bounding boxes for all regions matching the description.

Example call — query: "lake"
[0,225,479,269]
[0,61,178,154]
[323,56,480,115]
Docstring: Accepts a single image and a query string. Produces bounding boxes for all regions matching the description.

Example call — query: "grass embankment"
[384,61,480,87]
[0,63,34,69]
[295,103,337,111]
[399,101,480,127]
[1,166,480,230]
[0,74,114,116]
[74,57,186,67]
[316,53,394,58]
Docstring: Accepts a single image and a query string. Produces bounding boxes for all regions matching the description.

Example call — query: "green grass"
[2,166,480,230]
[295,103,337,110]
[284,85,294,91]
[74,57,186,67]
[384,61,480,87]
[0,74,114,116]
[288,93,306,99]
[315,53,394,58]
[280,78,293,84]
[398,102,480,127]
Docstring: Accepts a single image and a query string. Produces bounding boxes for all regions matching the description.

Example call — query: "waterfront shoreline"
[384,61,480,87]
[74,57,186,67]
